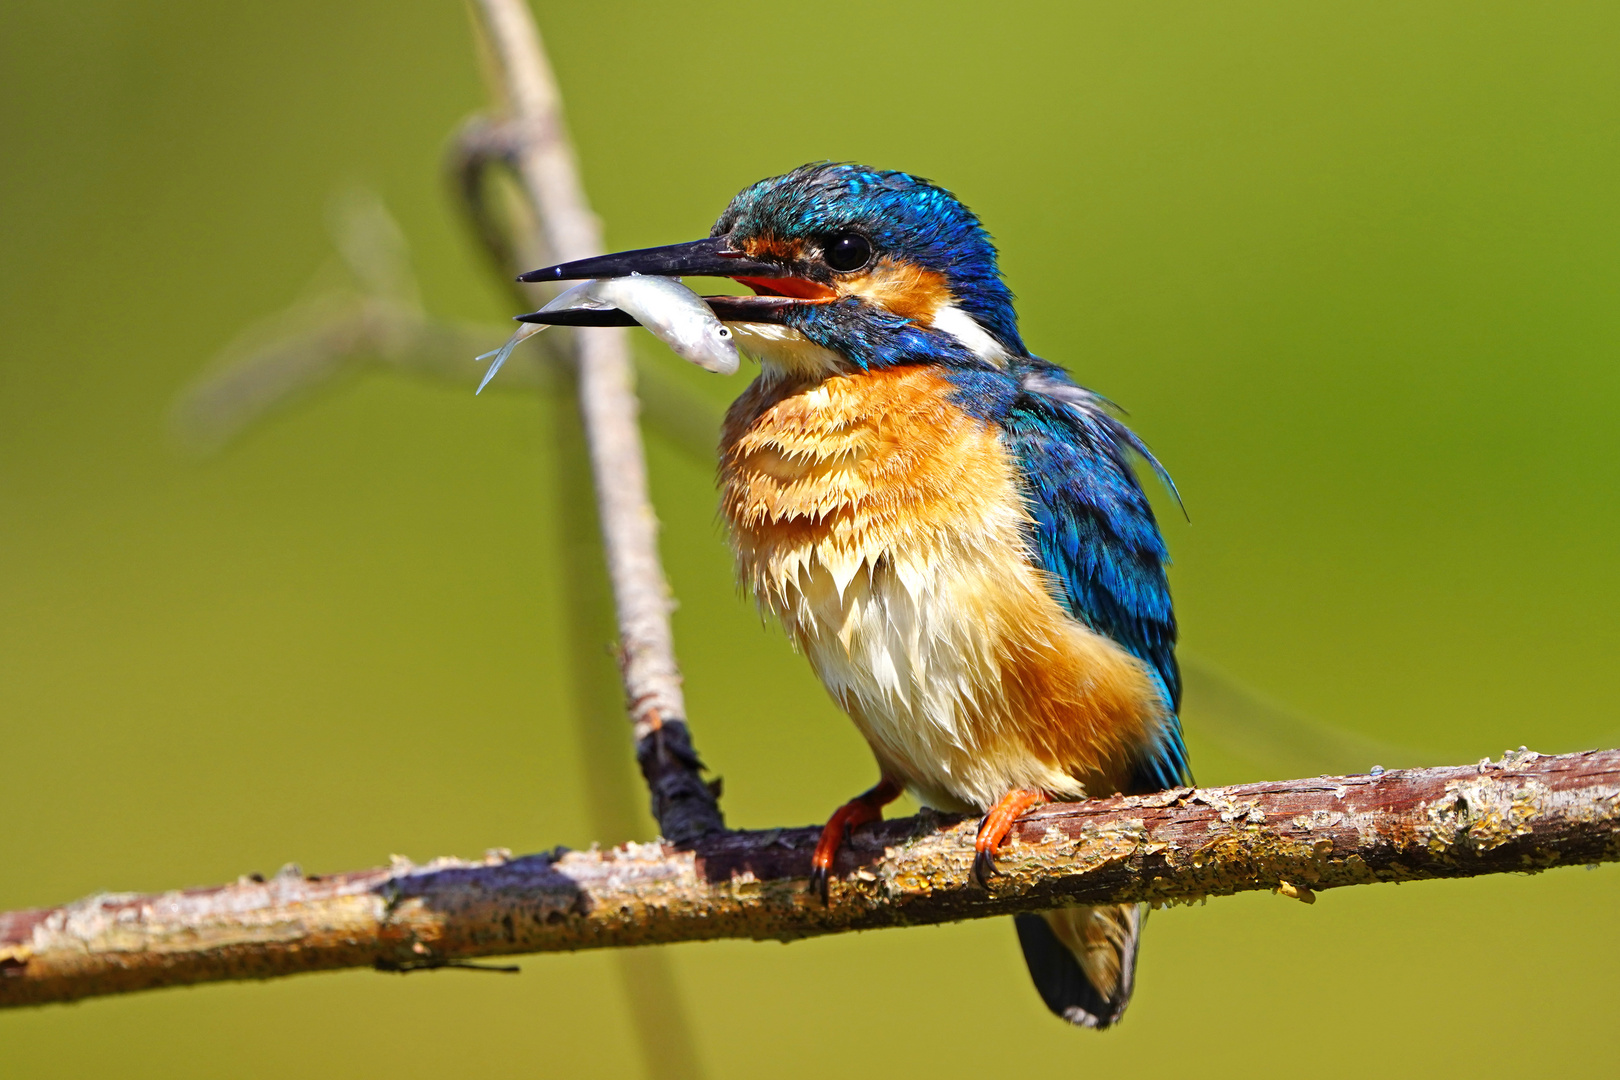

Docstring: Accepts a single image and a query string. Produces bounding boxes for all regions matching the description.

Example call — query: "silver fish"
[476,275,738,394]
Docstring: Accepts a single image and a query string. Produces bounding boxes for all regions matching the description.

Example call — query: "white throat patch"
[728,322,846,382]
[930,304,1009,368]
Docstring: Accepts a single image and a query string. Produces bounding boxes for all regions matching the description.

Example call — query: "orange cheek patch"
[841,259,952,323]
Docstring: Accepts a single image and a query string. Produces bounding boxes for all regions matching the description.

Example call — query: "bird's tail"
[1014,903,1146,1029]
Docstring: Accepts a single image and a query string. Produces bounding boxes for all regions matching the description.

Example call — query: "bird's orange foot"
[972,789,1047,887]
[809,778,902,905]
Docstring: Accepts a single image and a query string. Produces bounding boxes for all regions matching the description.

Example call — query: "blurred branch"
[1179,656,1421,779]
[169,189,560,454]
[170,187,722,463]
[447,115,548,306]
[5,748,1617,1009]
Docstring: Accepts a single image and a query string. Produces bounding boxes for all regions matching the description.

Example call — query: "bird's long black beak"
[514,294,807,327]
[516,236,835,326]
[517,237,786,283]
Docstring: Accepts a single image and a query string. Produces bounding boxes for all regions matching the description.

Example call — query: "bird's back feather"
[988,362,1191,791]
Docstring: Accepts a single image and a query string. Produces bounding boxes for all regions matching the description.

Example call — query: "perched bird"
[519,163,1189,1029]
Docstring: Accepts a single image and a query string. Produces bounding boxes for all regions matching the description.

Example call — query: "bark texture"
[5,748,1615,1009]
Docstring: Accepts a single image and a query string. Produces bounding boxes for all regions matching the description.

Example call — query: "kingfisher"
[519,163,1189,1029]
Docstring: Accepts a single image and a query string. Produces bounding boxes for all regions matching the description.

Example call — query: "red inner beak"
[735,276,839,301]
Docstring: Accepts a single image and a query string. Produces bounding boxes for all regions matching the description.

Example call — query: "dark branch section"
[635,720,725,844]
[3,749,1616,1009]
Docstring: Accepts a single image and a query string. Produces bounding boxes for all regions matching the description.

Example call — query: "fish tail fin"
[1013,903,1146,1029]
[476,322,549,395]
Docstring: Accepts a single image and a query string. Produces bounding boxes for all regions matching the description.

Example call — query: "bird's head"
[520,163,1027,377]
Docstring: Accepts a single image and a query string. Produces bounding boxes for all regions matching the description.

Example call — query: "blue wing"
[999,362,1191,792]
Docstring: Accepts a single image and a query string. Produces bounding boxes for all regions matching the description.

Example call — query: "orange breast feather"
[719,366,1163,811]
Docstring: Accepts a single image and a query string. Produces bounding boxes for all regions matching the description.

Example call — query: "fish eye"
[824,232,872,272]
[717,327,730,337]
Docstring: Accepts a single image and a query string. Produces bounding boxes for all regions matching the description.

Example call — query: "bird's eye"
[824,233,872,272]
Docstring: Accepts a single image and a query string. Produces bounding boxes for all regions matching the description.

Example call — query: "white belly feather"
[780,538,1094,812]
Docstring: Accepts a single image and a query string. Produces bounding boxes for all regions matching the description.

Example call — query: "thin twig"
[4,748,1616,1008]
[467,0,721,844]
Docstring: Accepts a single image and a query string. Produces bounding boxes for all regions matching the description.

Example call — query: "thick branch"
[5,749,1615,1009]
[466,0,720,842]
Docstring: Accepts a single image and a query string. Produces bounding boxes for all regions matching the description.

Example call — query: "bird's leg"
[809,777,903,905]
[972,788,1047,887]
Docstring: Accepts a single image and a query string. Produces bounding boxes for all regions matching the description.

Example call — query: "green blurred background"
[4,1,1617,1075]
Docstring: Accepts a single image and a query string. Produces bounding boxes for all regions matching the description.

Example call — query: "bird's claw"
[807,779,902,908]
[808,864,831,906]
[970,788,1044,889]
